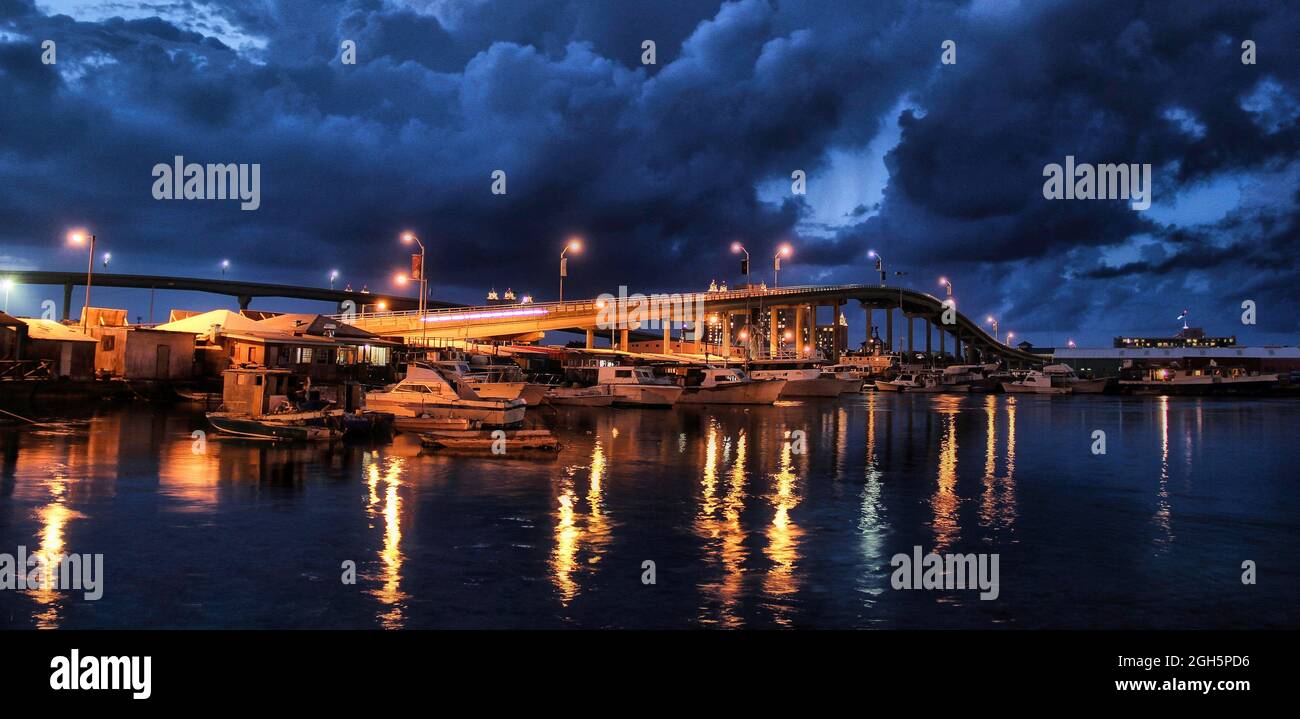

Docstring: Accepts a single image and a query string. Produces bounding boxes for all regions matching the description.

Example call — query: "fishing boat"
[206,412,341,440]
[1001,370,1072,395]
[365,363,526,427]
[596,366,683,407]
[746,356,842,397]
[418,428,560,451]
[546,385,616,407]
[1042,364,1112,394]
[675,367,786,405]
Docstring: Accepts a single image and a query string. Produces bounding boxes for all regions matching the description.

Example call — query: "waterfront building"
[1052,345,1300,378]
[1113,327,1236,349]
[0,313,97,380]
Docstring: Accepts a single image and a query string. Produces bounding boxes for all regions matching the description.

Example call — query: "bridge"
[336,284,1043,366]
[2,270,442,319]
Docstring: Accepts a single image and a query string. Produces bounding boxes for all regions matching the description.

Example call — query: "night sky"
[1,0,1298,346]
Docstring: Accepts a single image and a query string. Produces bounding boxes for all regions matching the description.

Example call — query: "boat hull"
[777,376,845,398]
[609,384,683,407]
[364,395,526,427]
[678,380,786,405]
[1001,382,1071,395]
[547,387,616,406]
[206,413,340,440]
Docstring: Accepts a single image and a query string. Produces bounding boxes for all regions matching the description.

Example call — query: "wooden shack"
[93,327,195,380]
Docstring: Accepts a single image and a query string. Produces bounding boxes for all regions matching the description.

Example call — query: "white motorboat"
[676,367,786,405]
[546,385,616,407]
[433,359,548,405]
[821,364,866,393]
[747,356,842,397]
[365,363,527,426]
[597,366,683,407]
[1042,364,1112,394]
[1001,370,1072,395]
[874,372,924,392]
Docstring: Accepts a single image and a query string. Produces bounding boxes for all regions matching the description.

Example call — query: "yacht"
[365,363,526,427]
[433,359,549,406]
[746,356,842,397]
[941,363,1002,392]
[676,367,786,405]
[596,366,683,407]
[1042,364,1112,394]
[1001,370,1072,395]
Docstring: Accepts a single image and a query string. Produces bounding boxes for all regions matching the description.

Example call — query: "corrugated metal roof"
[10,318,97,342]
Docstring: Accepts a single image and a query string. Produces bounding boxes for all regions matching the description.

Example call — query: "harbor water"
[1,393,1296,629]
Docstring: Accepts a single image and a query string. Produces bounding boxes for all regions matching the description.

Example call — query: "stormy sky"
[1,0,1297,346]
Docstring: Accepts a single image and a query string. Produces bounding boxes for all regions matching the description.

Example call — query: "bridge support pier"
[925,317,932,359]
[938,325,946,360]
[906,314,914,355]
[586,329,594,350]
[793,305,804,357]
[237,295,252,310]
[864,305,873,350]
[769,307,779,357]
[619,328,629,352]
[885,307,894,353]
[62,282,73,321]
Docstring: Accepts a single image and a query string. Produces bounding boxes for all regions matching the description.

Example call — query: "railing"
[0,359,55,381]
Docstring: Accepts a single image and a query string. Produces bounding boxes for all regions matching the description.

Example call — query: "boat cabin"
[221,368,300,416]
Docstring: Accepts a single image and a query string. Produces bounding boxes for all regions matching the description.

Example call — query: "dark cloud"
[0,0,1297,344]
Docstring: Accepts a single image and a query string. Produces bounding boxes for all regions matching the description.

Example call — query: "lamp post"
[330,269,339,289]
[773,244,792,287]
[220,259,229,276]
[986,316,999,343]
[401,232,427,350]
[102,252,112,270]
[68,231,96,332]
[731,241,751,359]
[867,250,886,287]
[939,277,952,298]
[2,278,13,313]
[1006,331,1015,347]
[560,237,581,303]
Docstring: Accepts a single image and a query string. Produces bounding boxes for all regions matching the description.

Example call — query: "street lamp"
[560,237,581,303]
[868,250,885,287]
[67,231,96,332]
[939,277,952,298]
[773,244,792,287]
[401,231,427,349]
[986,316,999,343]
[731,242,750,288]
[1,278,13,313]
[330,270,340,289]
[220,259,230,275]
[1006,331,1015,346]
[102,252,112,270]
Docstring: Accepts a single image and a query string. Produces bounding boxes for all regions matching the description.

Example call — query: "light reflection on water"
[1,393,1297,629]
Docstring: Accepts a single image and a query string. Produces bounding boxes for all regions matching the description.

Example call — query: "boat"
[746,356,842,397]
[1042,364,1112,394]
[908,371,970,393]
[365,363,527,427]
[1117,364,1279,395]
[596,366,683,407]
[874,372,924,392]
[546,385,616,407]
[821,364,866,393]
[940,363,1003,392]
[206,412,341,440]
[1001,370,1072,395]
[205,367,343,440]
[418,428,560,451]
[432,359,549,406]
[675,367,786,405]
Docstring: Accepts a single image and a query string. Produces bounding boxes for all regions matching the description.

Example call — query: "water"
[1,394,1296,629]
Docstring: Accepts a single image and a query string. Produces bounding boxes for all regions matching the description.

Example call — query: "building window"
[100,335,115,351]
[296,347,314,364]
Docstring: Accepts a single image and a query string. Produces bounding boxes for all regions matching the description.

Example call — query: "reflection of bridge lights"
[422,307,548,323]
